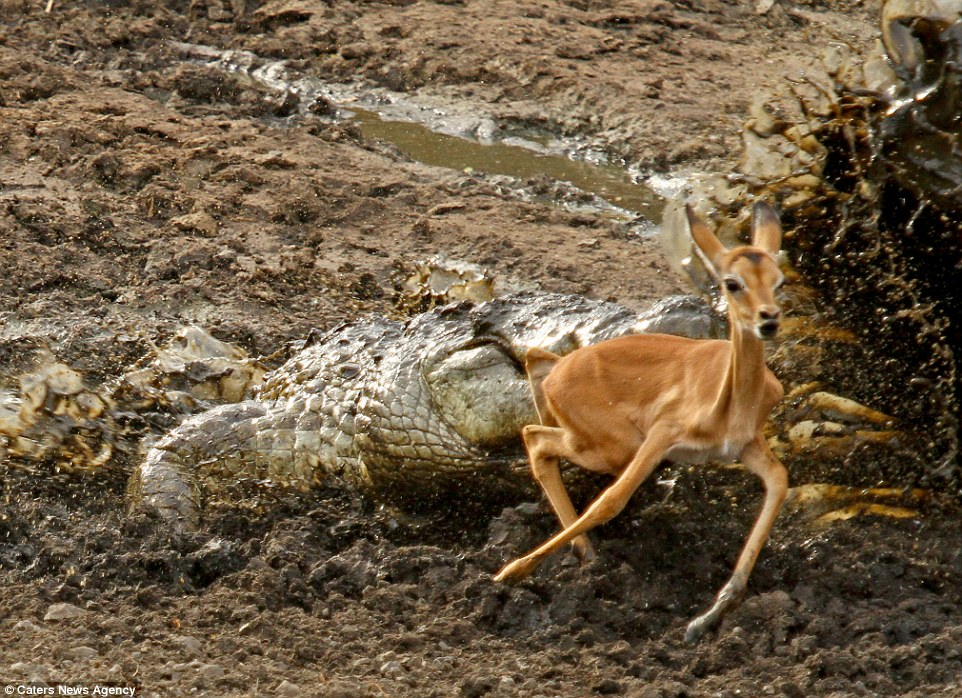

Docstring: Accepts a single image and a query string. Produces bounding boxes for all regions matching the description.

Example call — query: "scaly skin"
[127,292,720,528]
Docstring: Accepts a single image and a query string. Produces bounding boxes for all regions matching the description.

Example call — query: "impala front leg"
[685,436,788,644]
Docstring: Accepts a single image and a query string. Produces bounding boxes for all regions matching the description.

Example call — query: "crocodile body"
[128,292,719,527]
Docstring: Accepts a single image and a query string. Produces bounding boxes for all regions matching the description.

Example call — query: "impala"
[494,202,788,644]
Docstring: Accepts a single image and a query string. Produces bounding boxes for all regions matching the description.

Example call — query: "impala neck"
[712,321,768,424]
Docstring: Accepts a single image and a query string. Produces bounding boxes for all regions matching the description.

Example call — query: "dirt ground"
[4,0,962,696]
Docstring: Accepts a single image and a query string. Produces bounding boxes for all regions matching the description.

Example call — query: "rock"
[68,646,98,660]
[318,681,365,698]
[44,602,86,621]
[197,662,226,681]
[9,662,53,682]
[170,211,218,236]
[171,635,204,655]
[379,660,404,676]
[275,680,300,696]
[173,659,225,682]
[755,0,776,14]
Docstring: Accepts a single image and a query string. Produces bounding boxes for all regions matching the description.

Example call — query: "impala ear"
[751,202,782,255]
[686,204,727,274]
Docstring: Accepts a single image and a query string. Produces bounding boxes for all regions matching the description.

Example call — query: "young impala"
[495,202,788,644]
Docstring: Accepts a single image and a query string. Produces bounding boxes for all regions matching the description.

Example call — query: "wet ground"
[4,1,962,696]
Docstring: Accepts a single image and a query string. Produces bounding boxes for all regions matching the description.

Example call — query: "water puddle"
[346,107,663,220]
[169,42,665,225]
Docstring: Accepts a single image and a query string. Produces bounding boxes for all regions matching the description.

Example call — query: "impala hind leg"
[684,437,788,644]
[522,424,595,562]
[495,428,673,584]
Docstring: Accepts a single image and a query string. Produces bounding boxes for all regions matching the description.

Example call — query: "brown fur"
[495,202,789,645]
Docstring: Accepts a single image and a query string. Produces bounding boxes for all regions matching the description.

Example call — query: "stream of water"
[345,107,664,221]
[170,42,667,225]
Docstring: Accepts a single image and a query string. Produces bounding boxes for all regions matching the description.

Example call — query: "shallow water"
[345,107,664,220]
[170,42,664,222]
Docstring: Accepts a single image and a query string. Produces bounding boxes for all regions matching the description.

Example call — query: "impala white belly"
[666,439,746,465]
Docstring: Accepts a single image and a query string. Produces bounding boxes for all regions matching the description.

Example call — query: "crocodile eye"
[723,277,742,293]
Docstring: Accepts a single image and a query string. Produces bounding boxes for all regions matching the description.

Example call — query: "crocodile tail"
[127,435,204,530]
[127,402,269,529]
[525,347,561,427]
[127,400,327,530]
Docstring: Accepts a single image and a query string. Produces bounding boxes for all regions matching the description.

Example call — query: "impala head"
[686,202,784,341]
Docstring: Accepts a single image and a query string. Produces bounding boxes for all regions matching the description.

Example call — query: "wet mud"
[706,2,962,491]
[4,1,962,696]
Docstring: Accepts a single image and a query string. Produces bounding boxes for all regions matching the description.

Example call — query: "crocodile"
[127,291,720,528]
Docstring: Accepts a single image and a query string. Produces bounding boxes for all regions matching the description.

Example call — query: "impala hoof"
[684,579,747,644]
[684,615,714,645]
[493,558,536,584]
[573,536,595,565]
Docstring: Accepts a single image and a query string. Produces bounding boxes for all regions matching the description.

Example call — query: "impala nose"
[756,307,781,340]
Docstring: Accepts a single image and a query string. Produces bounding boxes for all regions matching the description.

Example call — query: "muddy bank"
[5,462,962,697]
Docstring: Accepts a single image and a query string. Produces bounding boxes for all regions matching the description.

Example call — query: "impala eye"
[723,278,742,293]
